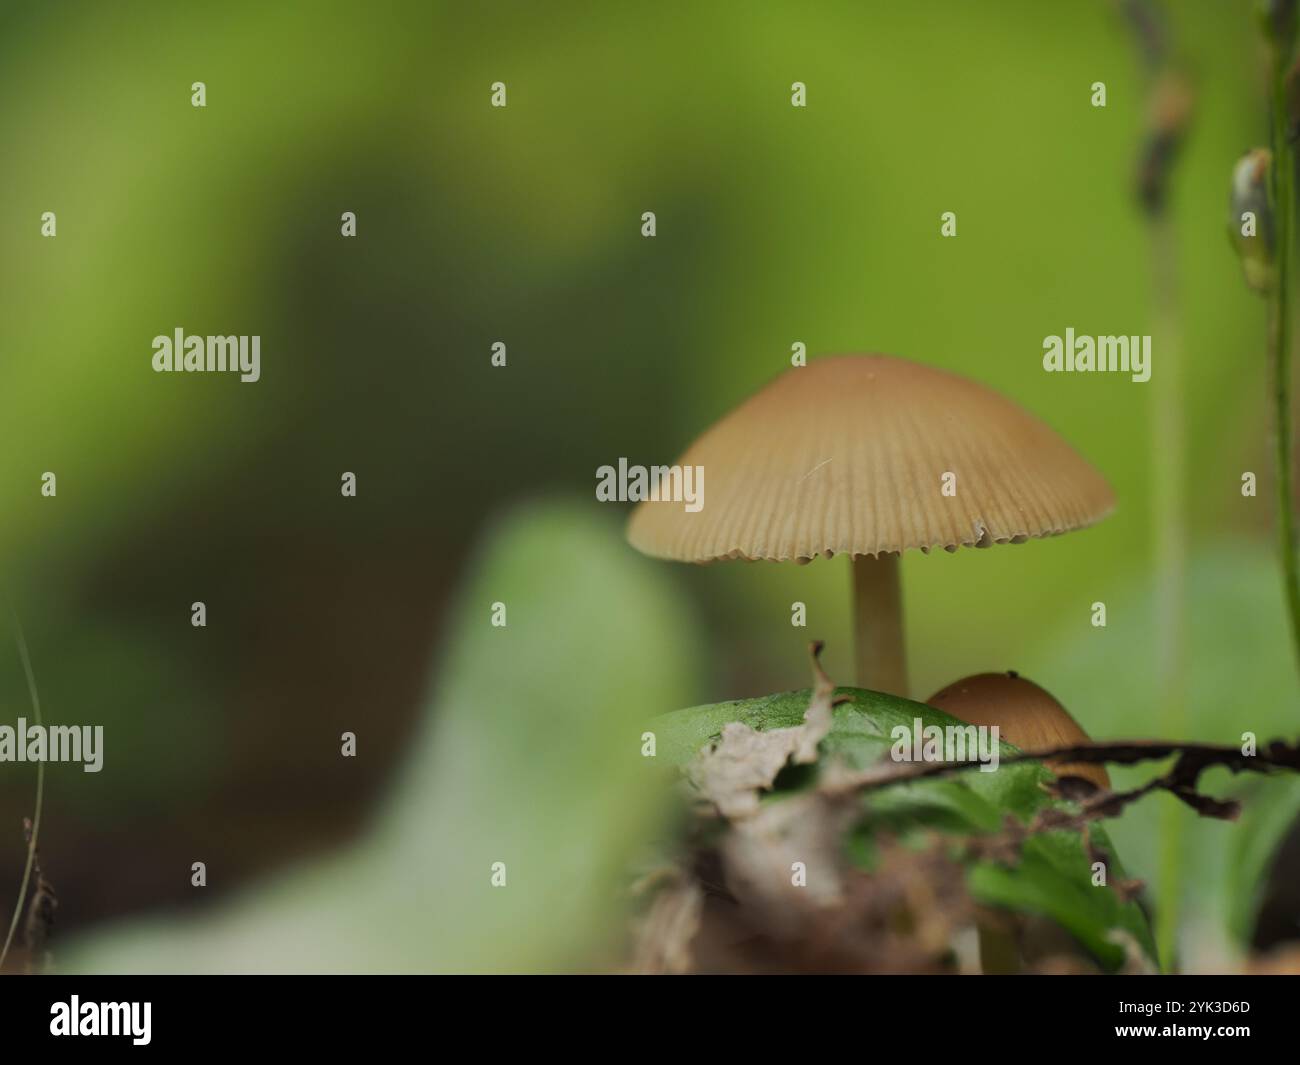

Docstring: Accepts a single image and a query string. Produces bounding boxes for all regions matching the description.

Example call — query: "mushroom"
[926,671,1110,789]
[626,355,1114,695]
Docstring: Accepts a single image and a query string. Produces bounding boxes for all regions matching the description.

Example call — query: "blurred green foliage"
[65,500,701,972]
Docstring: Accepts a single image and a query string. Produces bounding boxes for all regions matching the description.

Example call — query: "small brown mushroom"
[627,355,1115,695]
[926,671,1110,790]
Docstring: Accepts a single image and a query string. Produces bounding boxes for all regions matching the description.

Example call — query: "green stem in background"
[1268,54,1300,677]
[0,609,44,972]
[1123,0,1194,969]
[1150,213,1187,973]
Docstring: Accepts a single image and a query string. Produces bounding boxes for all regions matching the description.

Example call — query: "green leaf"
[63,499,704,973]
[654,686,1156,970]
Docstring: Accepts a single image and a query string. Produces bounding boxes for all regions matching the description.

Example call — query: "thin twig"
[20,817,56,975]
[820,736,1300,794]
[0,609,45,971]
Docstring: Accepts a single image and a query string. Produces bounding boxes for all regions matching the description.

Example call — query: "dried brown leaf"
[687,642,838,818]
[629,871,703,975]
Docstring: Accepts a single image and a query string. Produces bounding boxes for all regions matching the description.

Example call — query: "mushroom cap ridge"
[627,354,1115,563]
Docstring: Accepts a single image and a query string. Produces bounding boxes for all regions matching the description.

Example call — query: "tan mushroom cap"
[627,354,1115,563]
[926,672,1110,789]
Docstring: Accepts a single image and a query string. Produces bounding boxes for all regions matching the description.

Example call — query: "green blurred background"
[0,0,1296,971]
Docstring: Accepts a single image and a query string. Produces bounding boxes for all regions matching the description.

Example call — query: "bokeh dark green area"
[0,0,1295,970]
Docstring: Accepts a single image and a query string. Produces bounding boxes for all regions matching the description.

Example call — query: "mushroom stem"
[851,553,907,695]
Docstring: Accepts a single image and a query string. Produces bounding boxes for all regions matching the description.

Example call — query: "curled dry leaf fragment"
[629,871,703,976]
[720,793,851,941]
[686,642,840,819]
[687,723,806,819]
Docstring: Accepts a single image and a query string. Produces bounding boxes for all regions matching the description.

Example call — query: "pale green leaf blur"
[63,500,700,972]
